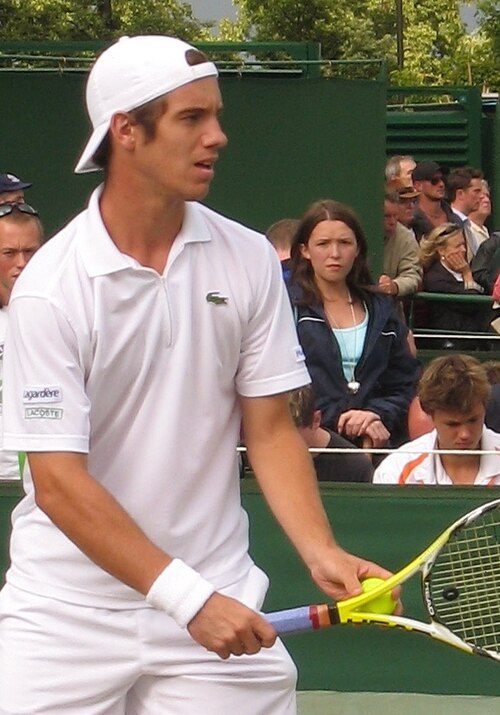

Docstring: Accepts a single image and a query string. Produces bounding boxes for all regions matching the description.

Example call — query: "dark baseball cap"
[411,161,443,182]
[0,173,32,193]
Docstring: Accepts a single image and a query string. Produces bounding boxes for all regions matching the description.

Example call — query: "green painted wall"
[1,70,386,273]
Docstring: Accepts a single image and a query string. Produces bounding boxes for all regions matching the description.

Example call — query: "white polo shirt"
[373,428,500,485]
[3,187,309,608]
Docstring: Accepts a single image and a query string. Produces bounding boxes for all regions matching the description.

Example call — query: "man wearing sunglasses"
[0,203,42,480]
[410,160,460,242]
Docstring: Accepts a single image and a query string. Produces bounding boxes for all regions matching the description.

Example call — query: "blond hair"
[419,223,463,269]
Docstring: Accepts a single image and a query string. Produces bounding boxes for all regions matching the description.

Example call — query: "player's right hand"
[187,592,277,659]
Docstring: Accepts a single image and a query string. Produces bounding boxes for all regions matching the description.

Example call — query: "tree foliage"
[0,0,212,42]
[219,0,499,91]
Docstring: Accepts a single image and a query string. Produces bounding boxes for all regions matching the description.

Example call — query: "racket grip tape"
[266,604,336,634]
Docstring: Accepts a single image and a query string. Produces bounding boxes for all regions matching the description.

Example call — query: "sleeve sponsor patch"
[294,345,305,362]
[25,407,63,420]
[23,386,63,404]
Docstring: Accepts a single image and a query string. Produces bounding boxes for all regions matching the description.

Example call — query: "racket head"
[423,498,500,660]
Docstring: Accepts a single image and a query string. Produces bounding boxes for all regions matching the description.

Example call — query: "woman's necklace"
[326,289,361,395]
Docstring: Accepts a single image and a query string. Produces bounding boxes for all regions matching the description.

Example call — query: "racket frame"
[267,498,500,661]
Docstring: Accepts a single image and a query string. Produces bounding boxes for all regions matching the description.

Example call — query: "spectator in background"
[266,218,299,283]
[0,173,32,205]
[379,190,422,301]
[385,178,420,236]
[468,179,492,248]
[0,202,43,479]
[483,360,500,433]
[448,166,484,260]
[385,155,416,187]
[374,355,500,486]
[408,359,500,439]
[471,230,500,294]
[288,385,373,482]
[288,199,420,453]
[411,161,459,241]
[419,223,490,348]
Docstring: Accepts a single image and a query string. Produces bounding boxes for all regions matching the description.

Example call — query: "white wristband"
[146,559,215,628]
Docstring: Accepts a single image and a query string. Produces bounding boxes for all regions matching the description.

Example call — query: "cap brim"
[0,181,32,192]
[400,190,420,199]
[74,122,109,174]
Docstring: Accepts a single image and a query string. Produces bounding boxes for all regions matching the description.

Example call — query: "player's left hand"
[309,544,402,613]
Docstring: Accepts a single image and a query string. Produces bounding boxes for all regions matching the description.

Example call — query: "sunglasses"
[0,202,39,218]
[437,223,461,239]
[429,174,444,185]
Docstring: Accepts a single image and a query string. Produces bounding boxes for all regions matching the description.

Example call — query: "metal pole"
[395,0,404,69]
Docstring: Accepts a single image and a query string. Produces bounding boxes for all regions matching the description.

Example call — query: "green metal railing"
[0,41,387,81]
[406,291,499,361]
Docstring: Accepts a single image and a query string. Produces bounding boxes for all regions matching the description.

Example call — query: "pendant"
[347,380,360,394]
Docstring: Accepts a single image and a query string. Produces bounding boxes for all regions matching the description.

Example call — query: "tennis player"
[0,36,393,714]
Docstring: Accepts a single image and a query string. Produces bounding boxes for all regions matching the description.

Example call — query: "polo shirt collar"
[78,186,212,278]
[477,427,500,481]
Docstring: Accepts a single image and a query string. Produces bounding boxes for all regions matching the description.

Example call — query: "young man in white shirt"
[374,354,500,486]
[0,202,42,480]
[0,36,394,714]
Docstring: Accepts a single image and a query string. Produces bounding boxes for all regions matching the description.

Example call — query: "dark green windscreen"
[1,71,386,273]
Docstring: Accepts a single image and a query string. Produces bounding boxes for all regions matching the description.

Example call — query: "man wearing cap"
[0,36,393,714]
[0,202,42,481]
[411,160,460,241]
[0,172,32,205]
[385,177,419,236]
[378,190,422,300]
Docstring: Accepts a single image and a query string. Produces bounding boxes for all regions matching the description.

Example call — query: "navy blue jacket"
[291,289,421,438]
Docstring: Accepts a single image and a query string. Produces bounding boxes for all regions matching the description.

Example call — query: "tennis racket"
[267,498,500,662]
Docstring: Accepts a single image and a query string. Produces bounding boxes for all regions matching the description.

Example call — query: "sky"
[187,1,477,31]
[187,0,236,23]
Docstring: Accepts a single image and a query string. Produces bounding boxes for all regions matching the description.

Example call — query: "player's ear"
[312,410,322,430]
[109,112,137,151]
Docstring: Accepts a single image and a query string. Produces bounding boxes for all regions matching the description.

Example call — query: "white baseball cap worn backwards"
[75,35,218,174]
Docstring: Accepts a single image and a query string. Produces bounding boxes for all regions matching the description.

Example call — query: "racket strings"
[428,510,500,654]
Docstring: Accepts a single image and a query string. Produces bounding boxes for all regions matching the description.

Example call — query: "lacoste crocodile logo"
[206,291,228,305]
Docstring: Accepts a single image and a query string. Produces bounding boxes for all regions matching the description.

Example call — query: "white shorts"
[0,567,297,715]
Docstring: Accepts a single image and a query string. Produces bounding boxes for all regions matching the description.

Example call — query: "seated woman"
[419,223,491,349]
[288,199,420,451]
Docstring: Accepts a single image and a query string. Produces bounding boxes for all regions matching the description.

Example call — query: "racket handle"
[266,604,335,635]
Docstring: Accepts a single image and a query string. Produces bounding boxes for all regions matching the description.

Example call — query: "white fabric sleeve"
[3,295,90,453]
[236,243,310,397]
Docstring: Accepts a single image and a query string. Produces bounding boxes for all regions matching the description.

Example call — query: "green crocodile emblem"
[206,291,228,305]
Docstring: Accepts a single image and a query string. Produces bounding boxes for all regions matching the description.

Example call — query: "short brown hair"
[447,166,483,203]
[266,218,299,252]
[418,354,491,415]
[288,385,315,428]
